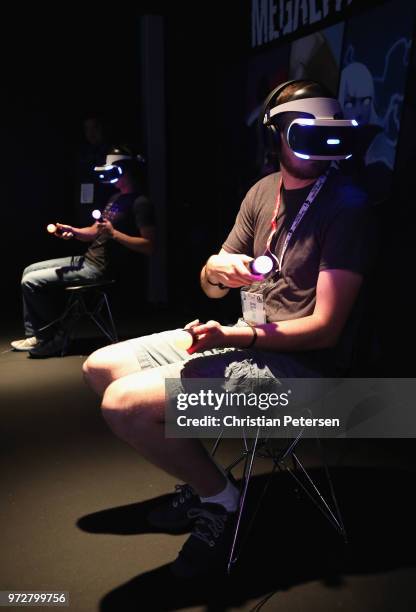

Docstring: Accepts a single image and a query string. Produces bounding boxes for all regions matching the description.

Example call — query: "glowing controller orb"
[250,255,274,276]
[92,209,102,220]
[173,329,195,351]
[47,223,57,233]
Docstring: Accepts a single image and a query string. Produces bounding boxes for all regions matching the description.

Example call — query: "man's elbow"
[200,280,229,299]
[144,238,156,256]
[316,325,342,349]
[310,315,343,349]
[204,290,227,299]
[317,335,338,349]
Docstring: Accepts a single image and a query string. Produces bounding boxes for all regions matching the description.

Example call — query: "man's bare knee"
[101,373,166,437]
[101,379,153,438]
[83,347,112,378]
[83,343,141,395]
[83,349,114,394]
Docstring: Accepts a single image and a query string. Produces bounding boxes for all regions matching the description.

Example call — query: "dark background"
[1,4,416,609]
[1,0,415,373]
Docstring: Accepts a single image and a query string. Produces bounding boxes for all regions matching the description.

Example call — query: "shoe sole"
[28,351,61,359]
[11,344,37,351]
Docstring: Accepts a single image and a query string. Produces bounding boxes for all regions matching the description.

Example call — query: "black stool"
[60,279,118,355]
[212,425,347,574]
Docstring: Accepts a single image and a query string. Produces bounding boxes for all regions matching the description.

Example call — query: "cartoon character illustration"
[339,36,411,201]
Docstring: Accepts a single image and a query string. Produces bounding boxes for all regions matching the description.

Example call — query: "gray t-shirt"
[222,169,376,374]
[85,191,154,273]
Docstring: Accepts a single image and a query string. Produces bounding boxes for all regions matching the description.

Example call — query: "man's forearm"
[200,264,230,298]
[224,315,337,352]
[72,225,98,242]
[112,230,154,255]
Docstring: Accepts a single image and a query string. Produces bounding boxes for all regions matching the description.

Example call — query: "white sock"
[200,476,240,513]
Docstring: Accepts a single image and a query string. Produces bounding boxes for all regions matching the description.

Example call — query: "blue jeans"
[21,256,103,337]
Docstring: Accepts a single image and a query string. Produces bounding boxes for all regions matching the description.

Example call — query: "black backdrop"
[1,1,415,374]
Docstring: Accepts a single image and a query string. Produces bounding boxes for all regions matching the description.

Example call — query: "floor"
[1,313,416,611]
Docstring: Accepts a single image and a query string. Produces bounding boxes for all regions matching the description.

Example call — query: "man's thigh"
[104,362,185,416]
[100,329,324,404]
[125,329,222,371]
[86,329,203,382]
[101,334,328,418]
[23,257,102,287]
[125,330,320,379]
[101,345,312,408]
[23,257,76,276]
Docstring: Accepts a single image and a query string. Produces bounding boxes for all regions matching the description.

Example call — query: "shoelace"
[172,484,195,508]
[186,507,228,547]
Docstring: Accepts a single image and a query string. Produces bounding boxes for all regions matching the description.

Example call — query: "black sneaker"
[171,502,236,578]
[147,484,200,533]
[28,330,66,358]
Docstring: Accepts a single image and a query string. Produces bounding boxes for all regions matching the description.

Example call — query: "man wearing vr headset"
[83,81,375,577]
[11,146,155,358]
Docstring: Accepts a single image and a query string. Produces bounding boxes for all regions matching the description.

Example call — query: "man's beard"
[279,146,330,180]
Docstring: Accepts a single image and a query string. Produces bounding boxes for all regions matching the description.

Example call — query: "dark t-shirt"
[84,191,154,273]
[222,169,377,374]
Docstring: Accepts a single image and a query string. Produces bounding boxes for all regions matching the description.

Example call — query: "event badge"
[80,183,94,204]
[240,290,266,326]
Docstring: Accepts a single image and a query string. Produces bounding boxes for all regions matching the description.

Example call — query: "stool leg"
[86,291,118,344]
[227,427,261,573]
[102,292,118,342]
[211,429,224,458]
[61,295,86,355]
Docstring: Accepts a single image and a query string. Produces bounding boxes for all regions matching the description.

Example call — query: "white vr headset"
[264,97,358,161]
[94,154,132,184]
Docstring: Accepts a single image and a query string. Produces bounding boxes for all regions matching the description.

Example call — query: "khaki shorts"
[125,327,323,387]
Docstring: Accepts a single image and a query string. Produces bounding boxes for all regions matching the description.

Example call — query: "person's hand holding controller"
[205,252,263,288]
[46,223,74,239]
[96,218,115,239]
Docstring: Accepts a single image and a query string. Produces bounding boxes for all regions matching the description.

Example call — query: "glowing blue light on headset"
[267,94,358,160]
[94,158,126,183]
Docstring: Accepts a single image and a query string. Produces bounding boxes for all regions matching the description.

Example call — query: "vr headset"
[94,153,131,184]
[264,95,358,161]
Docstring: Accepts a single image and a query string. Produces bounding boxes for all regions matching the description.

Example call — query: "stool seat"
[64,279,116,292]
[57,280,118,354]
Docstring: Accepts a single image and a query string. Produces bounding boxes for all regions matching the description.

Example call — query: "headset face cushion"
[94,165,123,183]
[287,120,356,159]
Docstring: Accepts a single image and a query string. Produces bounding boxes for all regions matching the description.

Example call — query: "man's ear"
[265,123,281,157]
